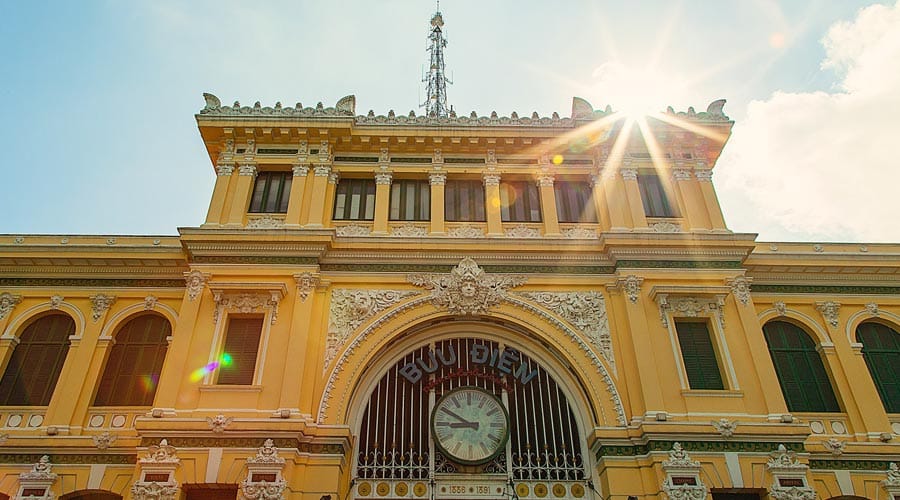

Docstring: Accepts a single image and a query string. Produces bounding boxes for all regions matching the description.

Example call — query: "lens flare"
[552,154,564,165]
[188,352,232,383]
[139,374,158,393]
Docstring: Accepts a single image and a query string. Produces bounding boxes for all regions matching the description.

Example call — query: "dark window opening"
[500,181,542,222]
[390,180,430,221]
[249,171,292,213]
[334,178,377,220]
[445,180,486,222]
[676,320,725,390]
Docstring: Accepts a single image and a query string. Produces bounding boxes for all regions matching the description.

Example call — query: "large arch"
[318,296,625,429]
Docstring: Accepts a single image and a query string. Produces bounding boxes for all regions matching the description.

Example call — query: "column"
[537,172,560,236]
[429,170,446,235]
[372,169,392,235]
[601,171,629,230]
[284,164,309,228]
[696,167,727,230]
[226,163,257,227]
[673,167,710,230]
[325,170,340,227]
[204,163,234,226]
[590,171,612,231]
[483,171,503,236]
[620,166,648,229]
[615,277,666,416]
[305,164,332,228]
[279,273,319,410]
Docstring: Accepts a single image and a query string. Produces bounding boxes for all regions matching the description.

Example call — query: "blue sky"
[2,1,897,241]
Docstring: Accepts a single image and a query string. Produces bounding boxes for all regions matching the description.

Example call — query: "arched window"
[856,321,900,413]
[93,314,171,406]
[0,314,75,406]
[763,321,840,412]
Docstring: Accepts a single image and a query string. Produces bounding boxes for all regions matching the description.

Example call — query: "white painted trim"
[711,308,740,390]
[88,464,106,489]
[758,307,832,345]
[834,469,854,495]
[253,312,275,386]
[844,308,900,348]
[665,318,689,390]
[203,311,228,385]
[724,452,743,488]
[2,300,86,339]
[206,447,224,482]
[99,302,179,339]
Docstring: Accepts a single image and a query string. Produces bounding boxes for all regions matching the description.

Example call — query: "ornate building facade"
[0,92,898,500]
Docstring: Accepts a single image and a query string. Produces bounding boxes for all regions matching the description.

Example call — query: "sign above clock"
[399,344,539,385]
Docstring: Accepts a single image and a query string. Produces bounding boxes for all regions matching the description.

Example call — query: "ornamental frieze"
[408,258,526,315]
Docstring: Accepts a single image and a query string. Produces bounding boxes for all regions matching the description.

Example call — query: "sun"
[590,61,688,119]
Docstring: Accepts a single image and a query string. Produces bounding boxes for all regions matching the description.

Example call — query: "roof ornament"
[421,1,452,118]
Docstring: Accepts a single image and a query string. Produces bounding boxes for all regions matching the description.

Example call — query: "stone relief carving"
[239,164,258,177]
[432,148,443,163]
[661,443,707,500]
[374,170,393,185]
[132,482,179,500]
[335,224,371,237]
[207,414,234,433]
[240,479,286,500]
[619,168,638,181]
[313,164,331,177]
[815,301,841,328]
[504,225,541,238]
[246,215,286,229]
[482,172,501,186]
[391,225,428,237]
[249,439,285,465]
[90,294,117,322]
[823,438,844,456]
[727,277,752,306]
[142,439,180,464]
[656,295,725,329]
[865,302,879,316]
[292,164,309,177]
[20,455,56,481]
[516,291,614,368]
[213,291,281,325]
[773,301,787,317]
[885,462,900,487]
[184,271,210,302]
[615,275,643,304]
[324,289,417,372]
[711,418,737,437]
[216,164,235,176]
[0,292,22,320]
[92,431,116,450]
[650,221,681,233]
[294,272,319,303]
[144,295,158,311]
[408,258,526,316]
[768,444,802,470]
[561,226,598,239]
[131,439,180,500]
[49,295,64,309]
[447,225,485,238]
[429,171,446,185]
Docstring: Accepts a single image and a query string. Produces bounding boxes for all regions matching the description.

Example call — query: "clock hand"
[448,422,479,430]
[440,408,473,425]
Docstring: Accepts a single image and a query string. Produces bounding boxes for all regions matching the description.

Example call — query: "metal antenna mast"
[422,2,451,118]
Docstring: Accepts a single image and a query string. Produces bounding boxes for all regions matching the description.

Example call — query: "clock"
[430,387,509,465]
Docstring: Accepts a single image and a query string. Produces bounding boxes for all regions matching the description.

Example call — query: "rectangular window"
[217,317,263,385]
[500,181,542,222]
[334,178,377,220]
[676,320,725,390]
[249,171,292,213]
[390,180,430,221]
[638,172,679,218]
[445,180,486,222]
[554,181,597,223]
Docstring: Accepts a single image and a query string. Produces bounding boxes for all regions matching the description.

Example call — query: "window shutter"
[763,321,840,412]
[0,314,74,406]
[217,317,264,385]
[675,321,725,390]
[94,314,171,406]
[857,322,900,413]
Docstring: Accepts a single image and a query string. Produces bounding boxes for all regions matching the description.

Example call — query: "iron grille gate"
[354,338,588,500]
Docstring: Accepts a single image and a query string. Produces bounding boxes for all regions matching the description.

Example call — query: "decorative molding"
[429,171,447,185]
[695,169,713,182]
[216,164,235,176]
[486,149,497,165]
[0,292,22,320]
[516,291,614,369]
[482,172,501,186]
[20,455,57,481]
[335,224,371,237]
[672,169,692,181]
[661,443,707,500]
[294,272,319,302]
[313,165,331,177]
[374,170,393,185]
[391,225,428,237]
[141,439,180,464]
[656,294,725,329]
[446,225,485,238]
[324,289,417,372]
[241,439,287,500]
[207,414,233,433]
[597,441,804,459]
[292,164,309,177]
[131,482,178,500]
[89,294,116,322]
[884,462,900,490]
[767,444,815,500]
[561,226,598,239]
[614,275,643,303]
[727,277,752,306]
[18,455,58,500]
[620,168,638,181]
[773,301,787,317]
[247,215,286,229]
[213,291,282,325]
[815,301,841,328]
[865,302,879,316]
[248,439,285,465]
[432,148,443,164]
[664,442,700,468]
[49,295,64,309]
[143,295,158,311]
[711,418,737,438]
[536,172,554,187]
[504,225,540,238]
[408,258,526,316]
[327,171,340,185]
[92,431,116,450]
[184,271,210,302]
[649,221,681,233]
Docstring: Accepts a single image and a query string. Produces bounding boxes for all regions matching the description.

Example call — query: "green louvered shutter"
[857,322,900,413]
[676,321,725,390]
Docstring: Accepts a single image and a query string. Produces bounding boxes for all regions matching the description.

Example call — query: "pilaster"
[372,168,393,235]
[672,165,710,230]
[226,162,257,227]
[305,164,332,228]
[429,170,447,235]
[205,162,235,226]
[483,171,502,236]
[590,171,612,231]
[620,166,648,229]
[279,272,319,410]
[285,156,310,228]
[695,166,727,230]
[536,169,560,236]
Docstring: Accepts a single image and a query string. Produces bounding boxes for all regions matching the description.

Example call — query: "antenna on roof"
[421,1,452,118]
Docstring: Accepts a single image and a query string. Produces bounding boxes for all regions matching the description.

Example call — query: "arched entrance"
[349,324,594,500]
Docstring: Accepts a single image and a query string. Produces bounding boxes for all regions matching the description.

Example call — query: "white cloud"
[716,0,900,243]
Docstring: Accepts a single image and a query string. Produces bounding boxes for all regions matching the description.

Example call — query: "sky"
[1,0,898,242]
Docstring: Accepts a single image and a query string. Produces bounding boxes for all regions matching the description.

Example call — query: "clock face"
[431,387,509,465]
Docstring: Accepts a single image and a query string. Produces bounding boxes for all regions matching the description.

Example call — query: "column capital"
[536,171,555,187]
[216,163,235,176]
[238,164,258,177]
[375,169,393,185]
[318,140,332,164]
[672,168,693,181]
[328,171,340,185]
[486,149,497,166]
[432,148,443,165]
[429,171,447,185]
[242,139,256,162]
[313,164,332,177]
[483,171,501,186]
[620,168,638,181]
[292,164,310,177]
[695,169,713,182]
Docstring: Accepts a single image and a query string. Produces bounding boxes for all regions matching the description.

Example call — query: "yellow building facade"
[0,94,898,500]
